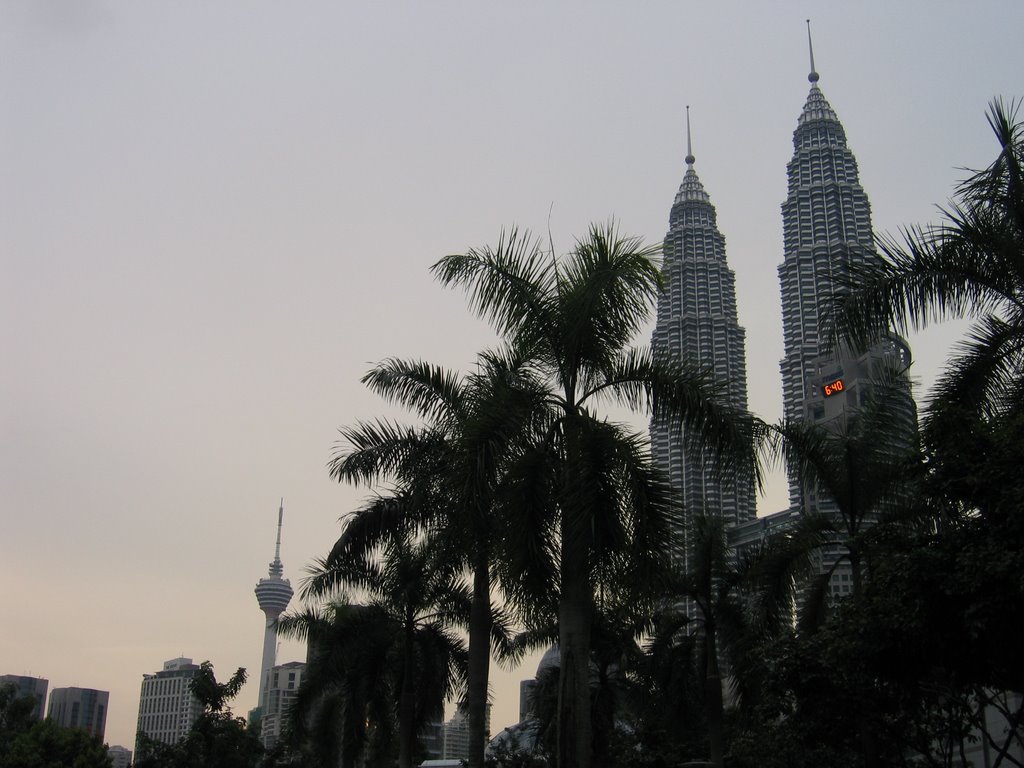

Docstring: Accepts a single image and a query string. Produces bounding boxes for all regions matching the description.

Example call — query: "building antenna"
[806,19,819,83]
[685,105,695,167]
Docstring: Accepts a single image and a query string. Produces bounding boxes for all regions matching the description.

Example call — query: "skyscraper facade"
[134,657,203,756]
[254,501,293,720]
[651,108,755,561]
[0,674,49,721]
[47,686,109,739]
[778,31,913,515]
[442,701,492,760]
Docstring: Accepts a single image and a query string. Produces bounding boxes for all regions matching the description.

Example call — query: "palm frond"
[431,227,554,344]
[330,419,447,487]
[925,313,1024,423]
[361,358,465,425]
[796,556,846,634]
[557,221,663,379]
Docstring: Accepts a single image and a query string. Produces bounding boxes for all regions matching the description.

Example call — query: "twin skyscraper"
[651,25,913,564]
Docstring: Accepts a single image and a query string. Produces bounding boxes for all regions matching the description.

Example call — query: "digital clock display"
[823,378,845,397]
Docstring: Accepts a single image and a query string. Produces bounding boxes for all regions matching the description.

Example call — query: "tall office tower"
[259,661,306,749]
[0,674,49,720]
[254,501,293,719]
[134,657,203,756]
[47,686,109,739]
[651,107,755,562]
[778,26,913,517]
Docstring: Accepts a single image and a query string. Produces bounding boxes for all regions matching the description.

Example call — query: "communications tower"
[253,500,293,718]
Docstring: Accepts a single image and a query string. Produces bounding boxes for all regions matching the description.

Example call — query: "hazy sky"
[2,0,1021,750]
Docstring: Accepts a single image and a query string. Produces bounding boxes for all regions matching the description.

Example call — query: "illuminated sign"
[823,378,845,397]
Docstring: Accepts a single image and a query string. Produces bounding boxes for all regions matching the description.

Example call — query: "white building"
[107,745,132,768]
[134,657,203,757]
[442,702,491,761]
[260,660,305,749]
[47,686,109,740]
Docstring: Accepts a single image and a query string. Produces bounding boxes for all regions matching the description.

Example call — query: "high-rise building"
[778,26,913,518]
[442,701,491,761]
[107,745,132,768]
[420,719,445,760]
[0,674,49,720]
[259,661,305,749]
[134,657,203,756]
[651,107,755,563]
[47,686,109,740]
[253,501,294,721]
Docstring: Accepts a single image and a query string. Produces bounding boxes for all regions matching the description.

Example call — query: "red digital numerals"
[823,378,845,397]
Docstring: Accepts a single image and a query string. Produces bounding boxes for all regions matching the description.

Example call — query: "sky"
[2,0,1022,751]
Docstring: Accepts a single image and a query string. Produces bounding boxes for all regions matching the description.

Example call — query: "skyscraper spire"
[685,104,695,166]
[806,19,819,83]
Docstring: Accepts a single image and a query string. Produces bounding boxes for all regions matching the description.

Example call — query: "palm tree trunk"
[704,627,725,768]
[591,663,613,768]
[850,548,864,595]
[398,618,417,768]
[847,549,880,768]
[466,552,492,768]
[558,517,593,768]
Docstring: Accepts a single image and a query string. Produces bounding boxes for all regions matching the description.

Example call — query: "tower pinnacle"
[806,19,819,83]
[684,105,695,166]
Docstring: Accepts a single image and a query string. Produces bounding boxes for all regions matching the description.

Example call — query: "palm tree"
[767,373,921,605]
[433,222,760,768]
[672,512,741,768]
[764,375,923,768]
[326,351,540,768]
[509,559,661,768]
[654,510,819,768]
[277,602,400,767]
[280,526,468,768]
[828,98,1024,425]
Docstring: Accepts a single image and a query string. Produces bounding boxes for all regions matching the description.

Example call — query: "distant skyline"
[2,1,1022,749]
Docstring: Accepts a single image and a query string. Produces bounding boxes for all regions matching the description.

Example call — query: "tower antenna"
[685,105,695,166]
[806,19,819,83]
[274,498,284,563]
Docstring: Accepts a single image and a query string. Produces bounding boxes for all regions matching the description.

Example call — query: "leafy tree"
[280,526,468,768]
[0,683,112,768]
[433,222,759,768]
[1,718,112,768]
[0,683,39,754]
